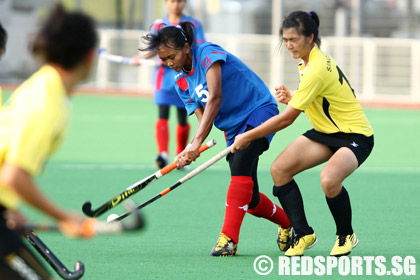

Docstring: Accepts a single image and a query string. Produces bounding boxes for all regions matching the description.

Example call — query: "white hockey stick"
[97,48,158,66]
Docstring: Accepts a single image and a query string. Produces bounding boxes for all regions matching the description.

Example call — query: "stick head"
[64,261,85,280]
[82,201,95,217]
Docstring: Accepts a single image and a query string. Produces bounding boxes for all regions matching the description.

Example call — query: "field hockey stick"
[26,231,84,280]
[82,139,216,217]
[98,48,158,66]
[108,145,232,222]
[23,219,139,235]
[21,200,145,234]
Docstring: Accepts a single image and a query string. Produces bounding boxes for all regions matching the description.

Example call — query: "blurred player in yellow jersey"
[0,4,98,279]
[0,21,7,107]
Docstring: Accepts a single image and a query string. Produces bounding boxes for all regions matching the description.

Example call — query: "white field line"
[48,162,420,174]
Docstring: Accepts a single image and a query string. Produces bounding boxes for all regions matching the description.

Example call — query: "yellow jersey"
[0,65,71,209]
[289,46,373,137]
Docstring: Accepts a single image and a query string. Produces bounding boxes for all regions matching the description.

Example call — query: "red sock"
[155,118,168,154]
[247,193,291,228]
[221,176,253,244]
[176,123,190,155]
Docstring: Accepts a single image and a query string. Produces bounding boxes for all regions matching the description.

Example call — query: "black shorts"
[303,129,374,166]
[0,207,51,280]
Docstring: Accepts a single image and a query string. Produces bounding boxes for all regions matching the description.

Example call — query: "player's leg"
[175,107,189,156]
[246,155,292,251]
[211,132,267,256]
[321,147,359,256]
[272,135,332,256]
[155,105,170,168]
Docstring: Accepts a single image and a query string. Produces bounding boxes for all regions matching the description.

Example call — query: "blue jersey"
[152,15,205,107]
[174,42,277,141]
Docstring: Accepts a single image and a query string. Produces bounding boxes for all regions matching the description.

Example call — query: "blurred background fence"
[96,30,420,104]
[1,0,419,105]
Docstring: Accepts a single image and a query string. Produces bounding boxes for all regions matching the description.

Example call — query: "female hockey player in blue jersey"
[140,22,291,257]
[137,0,206,169]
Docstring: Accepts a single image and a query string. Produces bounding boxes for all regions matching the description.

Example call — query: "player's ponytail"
[307,11,320,29]
[179,21,194,46]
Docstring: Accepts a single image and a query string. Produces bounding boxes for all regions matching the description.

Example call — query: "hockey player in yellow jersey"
[232,10,373,257]
[0,4,98,279]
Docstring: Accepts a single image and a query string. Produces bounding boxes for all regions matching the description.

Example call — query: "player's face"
[282,28,314,63]
[166,0,186,16]
[157,44,188,72]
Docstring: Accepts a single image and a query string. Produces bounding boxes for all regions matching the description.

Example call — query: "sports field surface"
[5,92,420,279]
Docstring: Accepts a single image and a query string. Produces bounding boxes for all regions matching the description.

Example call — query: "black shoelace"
[338,235,347,246]
[290,234,303,248]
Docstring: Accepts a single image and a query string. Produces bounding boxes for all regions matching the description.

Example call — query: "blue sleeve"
[198,44,227,74]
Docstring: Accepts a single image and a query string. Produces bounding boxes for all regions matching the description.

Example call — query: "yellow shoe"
[211,233,237,257]
[285,232,317,256]
[330,233,358,257]
[277,226,292,251]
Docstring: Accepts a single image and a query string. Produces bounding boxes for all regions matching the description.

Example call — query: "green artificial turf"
[3,92,418,279]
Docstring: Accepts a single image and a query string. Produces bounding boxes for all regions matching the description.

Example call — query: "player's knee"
[270,162,288,181]
[320,173,341,196]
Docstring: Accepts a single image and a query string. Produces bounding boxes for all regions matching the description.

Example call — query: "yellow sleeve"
[289,73,324,111]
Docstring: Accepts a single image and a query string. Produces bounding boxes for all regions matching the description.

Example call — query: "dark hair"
[0,21,7,51]
[139,21,194,51]
[280,11,321,47]
[32,4,98,69]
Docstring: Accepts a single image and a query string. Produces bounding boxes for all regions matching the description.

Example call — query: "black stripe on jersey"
[322,98,340,130]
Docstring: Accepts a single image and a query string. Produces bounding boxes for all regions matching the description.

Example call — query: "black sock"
[273,180,313,236]
[326,186,353,236]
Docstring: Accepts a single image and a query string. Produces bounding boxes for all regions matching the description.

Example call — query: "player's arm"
[193,63,222,143]
[190,62,222,146]
[175,105,203,169]
[232,105,302,152]
[1,163,68,220]
[274,85,293,104]
[180,106,203,147]
[188,106,204,146]
[178,62,222,167]
[0,163,84,237]
[194,106,204,121]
